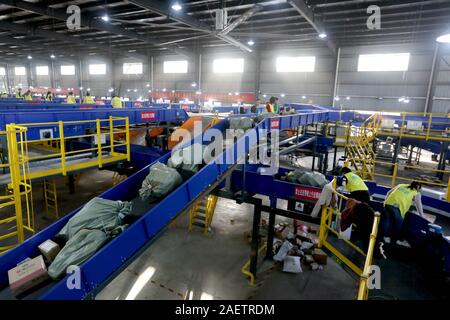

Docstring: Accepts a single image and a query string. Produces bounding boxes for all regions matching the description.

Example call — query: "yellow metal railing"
[372,160,450,201]
[188,194,218,234]
[14,116,130,181]
[376,111,450,142]
[241,244,267,286]
[0,125,34,254]
[318,178,380,300]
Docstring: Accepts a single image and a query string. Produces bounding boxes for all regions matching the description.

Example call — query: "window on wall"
[276,56,316,72]
[123,62,143,74]
[0,67,5,76]
[89,63,106,75]
[61,65,75,75]
[213,58,244,73]
[163,60,188,73]
[15,66,26,76]
[36,65,49,76]
[357,53,410,72]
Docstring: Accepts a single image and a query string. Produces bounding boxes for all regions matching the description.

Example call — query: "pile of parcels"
[7,144,204,297]
[271,221,327,273]
[7,197,132,296]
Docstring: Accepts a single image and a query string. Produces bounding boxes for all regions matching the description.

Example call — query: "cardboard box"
[38,239,60,262]
[8,255,49,296]
[313,249,328,265]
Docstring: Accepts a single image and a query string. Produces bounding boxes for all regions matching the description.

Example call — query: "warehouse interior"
[0,0,449,302]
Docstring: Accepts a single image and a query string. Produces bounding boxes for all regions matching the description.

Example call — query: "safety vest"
[66,95,76,104]
[112,97,122,108]
[45,95,52,101]
[15,92,22,99]
[344,172,368,192]
[83,96,95,104]
[384,184,418,218]
[273,103,280,113]
[23,94,32,101]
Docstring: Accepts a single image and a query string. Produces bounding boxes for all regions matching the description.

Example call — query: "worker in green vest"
[66,91,76,104]
[341,167,370,203]
[44,91,53,101]
[382,181,424,248]
[23,90,33,101]
[15,88,23,99]
[111,94,122,108]
[265,96,276,113]
[83,92,95,104]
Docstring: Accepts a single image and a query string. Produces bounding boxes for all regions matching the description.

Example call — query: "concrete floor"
[96,196,358,300]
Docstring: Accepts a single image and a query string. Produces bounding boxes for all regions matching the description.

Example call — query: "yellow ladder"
[43,179,59,219]
[344,116,381,179]
[189,195,218,234]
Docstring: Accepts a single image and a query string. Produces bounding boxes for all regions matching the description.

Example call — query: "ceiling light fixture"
[319,33,327,39]
[436,32,450,43]
[101,15,109,22]
[50,54,55,59]
[247,40,255,46]
[27,55,32,60]
[171,2,182,11]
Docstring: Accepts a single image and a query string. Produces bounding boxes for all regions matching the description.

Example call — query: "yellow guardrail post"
[426,114,432,141]
[6,125,24,243]
[240,244,267,286]
[109,116,114,154]
[318,206,328,248]
[125,117,131,161]
[58,121,67,176]
[446,176,450,202]
[391,163,398,187]
[357,212,381,300]
[96,119,103,168]
[400,113,405,139]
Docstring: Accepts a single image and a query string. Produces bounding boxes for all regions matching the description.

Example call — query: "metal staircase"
[188,195,218,234]
[345,114,381,179]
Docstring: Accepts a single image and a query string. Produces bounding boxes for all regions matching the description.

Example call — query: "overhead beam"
[287,0,337,54]
[0,0,192,57]
[219,5,263,35]
[0,20,143,59]
[127,0,255,53]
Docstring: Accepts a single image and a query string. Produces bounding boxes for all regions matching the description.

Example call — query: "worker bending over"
[83,92,95,104]
[23,90,33,101]
[66,91,76,104]
[44,91,52,101]
[111,94,122,108]
[382,181,424,248]
[341,167,370,203]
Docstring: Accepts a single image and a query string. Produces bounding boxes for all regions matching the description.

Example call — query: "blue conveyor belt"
[0,111,329,299]
[0,108,189,140]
